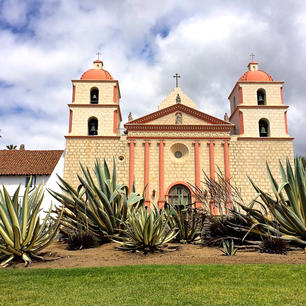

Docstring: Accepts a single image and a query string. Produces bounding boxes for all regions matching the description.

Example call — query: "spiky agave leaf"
[234,157,306,246]
[113,203,178,253]
[165,201,204,243]
[0,180,62,267]
[48,159,144,243]
[219,239,237,256]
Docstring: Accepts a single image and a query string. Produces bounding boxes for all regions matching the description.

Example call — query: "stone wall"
[64,135,294,209]
[64,137,128,188]
[229,138,294,204]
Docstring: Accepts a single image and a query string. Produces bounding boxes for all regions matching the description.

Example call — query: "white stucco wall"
[0,152,65,216]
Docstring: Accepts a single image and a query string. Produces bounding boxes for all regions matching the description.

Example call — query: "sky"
[0,0,305,155]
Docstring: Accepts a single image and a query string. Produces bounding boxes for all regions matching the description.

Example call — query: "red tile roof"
[0,150,63,176]
[239,70,274,82]
[80,68,113,80]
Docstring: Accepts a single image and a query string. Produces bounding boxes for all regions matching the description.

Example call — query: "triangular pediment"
[125,103,230,126]
[158,87,197,110]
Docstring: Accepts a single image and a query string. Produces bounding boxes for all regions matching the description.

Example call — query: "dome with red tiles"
[238,62,273,82]
[80,60,114,80]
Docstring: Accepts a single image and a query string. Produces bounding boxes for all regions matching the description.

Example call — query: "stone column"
[144,140,150,206]
[223,140,232,213]
[194,140,201,207]
[208,141,217,214]
[128,140,135,193]
[158,140,165,207]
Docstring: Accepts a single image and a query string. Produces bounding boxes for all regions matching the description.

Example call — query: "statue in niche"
[176,112,182,124]
[128,112,133,122]
[176,94,181,103]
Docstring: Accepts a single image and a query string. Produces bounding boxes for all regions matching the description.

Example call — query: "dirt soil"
[11,242,306,269]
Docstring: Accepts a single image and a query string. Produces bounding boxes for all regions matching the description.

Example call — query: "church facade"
[63,59,294,209]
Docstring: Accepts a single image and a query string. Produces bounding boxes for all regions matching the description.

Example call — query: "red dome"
[239,70,273,82]
[81,69,113,80]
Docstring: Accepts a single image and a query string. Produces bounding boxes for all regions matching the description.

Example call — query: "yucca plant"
[49,159,143,243]
[114,204,178,253]
[219,239,237,256]
[235,157,306,246]
[0,179,62,267]
[165,201,205,243]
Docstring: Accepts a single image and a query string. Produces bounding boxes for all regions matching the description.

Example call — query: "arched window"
[257,89,266,105]
[90,87,99,104]
[88,117,98,135]
[168,184,191,205]
[259,118,269,137]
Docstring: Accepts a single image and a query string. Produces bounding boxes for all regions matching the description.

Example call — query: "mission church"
[63,58,294,210]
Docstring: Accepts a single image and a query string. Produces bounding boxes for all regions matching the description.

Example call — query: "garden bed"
[11,242,306,269]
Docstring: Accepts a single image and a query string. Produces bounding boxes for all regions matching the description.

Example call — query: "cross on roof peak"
[173,73,181,88]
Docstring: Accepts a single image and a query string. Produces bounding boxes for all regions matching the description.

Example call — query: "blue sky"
[0,0,305,155]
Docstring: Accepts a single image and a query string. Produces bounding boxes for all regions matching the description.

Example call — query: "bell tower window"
[259,118,269,137]
[90,87,99,104]
[88,117,98,135]
[257,89,266,105]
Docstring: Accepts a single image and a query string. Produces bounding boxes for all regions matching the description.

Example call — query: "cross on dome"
[249,53,255,61]
[96,52,102,60]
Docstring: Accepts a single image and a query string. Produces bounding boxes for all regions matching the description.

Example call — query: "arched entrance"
[166,183,192,205]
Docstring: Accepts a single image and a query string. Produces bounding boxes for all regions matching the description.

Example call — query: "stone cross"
[173,73,180,88]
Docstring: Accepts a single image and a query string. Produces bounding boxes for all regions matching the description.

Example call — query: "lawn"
[0,264,305,306]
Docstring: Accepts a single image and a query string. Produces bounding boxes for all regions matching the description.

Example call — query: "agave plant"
[49,159,143,243]
[114,203,178,253]
[0,179,62,267]
[235,157,306,246]
[165,201,205,243]
[219,239,237,256]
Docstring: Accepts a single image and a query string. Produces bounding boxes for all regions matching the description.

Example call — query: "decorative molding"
[125,124,233,132]
[229,105,288,121]
[68,104,122,121]
[237,137,294,141]
[65,135,121,139]
[125,103,230,126]
[127,136,231,140]
[68,104,120,108]
[238,81,284,84]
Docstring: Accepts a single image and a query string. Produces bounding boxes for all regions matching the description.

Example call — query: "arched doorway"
[167,183,192,205]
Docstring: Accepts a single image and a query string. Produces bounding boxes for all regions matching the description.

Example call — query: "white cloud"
[0,0,305,155]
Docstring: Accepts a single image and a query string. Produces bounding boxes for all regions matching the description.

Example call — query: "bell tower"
[67,59,121,137]
[228,61,290,138]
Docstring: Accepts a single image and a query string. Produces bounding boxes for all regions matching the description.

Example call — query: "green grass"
[0,264,305,306]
